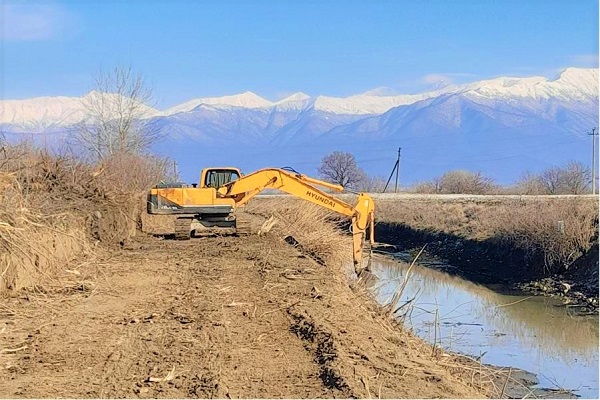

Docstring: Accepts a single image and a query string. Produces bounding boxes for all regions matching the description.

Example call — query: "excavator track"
[175,217,193,240]
[235,214,252,236]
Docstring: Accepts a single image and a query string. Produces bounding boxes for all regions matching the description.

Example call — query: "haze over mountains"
[1,67,598,185]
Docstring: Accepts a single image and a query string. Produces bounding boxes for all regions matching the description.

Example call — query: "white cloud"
[421,72,477,86]
[1,2,73,41]
[361,86,398,96]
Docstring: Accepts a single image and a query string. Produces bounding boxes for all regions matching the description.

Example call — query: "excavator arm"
[218,168,375,276]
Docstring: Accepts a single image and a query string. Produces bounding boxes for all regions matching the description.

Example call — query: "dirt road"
[0,231,484,398]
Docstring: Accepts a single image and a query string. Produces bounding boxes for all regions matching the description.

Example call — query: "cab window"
[205,170,240,188]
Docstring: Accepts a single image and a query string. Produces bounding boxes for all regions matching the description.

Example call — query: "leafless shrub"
[560,161,592,194]
[512,172,547,195]
[410,179,442,194]
[356,175,387,193]
[409,170,495,194]
[437,170,496,194]
[540,166,563,194]
[515,161,593,195]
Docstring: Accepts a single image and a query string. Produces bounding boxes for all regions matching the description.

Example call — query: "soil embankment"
[0,223,495,398]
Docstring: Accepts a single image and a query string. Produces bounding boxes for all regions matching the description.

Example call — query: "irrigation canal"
[366,254,599,398]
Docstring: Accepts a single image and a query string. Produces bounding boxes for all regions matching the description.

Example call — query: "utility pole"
[394,147,402,193]
[589,128,598,195]
[383,147,402,193]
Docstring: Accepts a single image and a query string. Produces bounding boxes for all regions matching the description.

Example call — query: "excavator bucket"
[351,194,375,277]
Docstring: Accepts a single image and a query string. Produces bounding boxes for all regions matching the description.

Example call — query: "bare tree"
[539,161,591,195]
[75,66,161,160]
[318,151,367,189]
[540,166,563,194]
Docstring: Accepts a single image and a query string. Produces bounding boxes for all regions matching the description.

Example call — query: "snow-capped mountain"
[161,91,273,115]
[0,91,158,131]
[3,68,596,125]
[450,68,598,102]
[0,95,87,130]
[1,67,597,184]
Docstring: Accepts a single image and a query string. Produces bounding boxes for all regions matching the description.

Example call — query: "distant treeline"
[317,151,596,195]
[406,161,593,195]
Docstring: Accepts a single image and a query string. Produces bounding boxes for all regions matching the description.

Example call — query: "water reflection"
[368,255,599,398]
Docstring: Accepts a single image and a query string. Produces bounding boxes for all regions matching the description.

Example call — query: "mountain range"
[1,67,598,185]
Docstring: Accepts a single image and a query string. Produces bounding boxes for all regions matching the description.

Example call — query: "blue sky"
[1,0,598,109]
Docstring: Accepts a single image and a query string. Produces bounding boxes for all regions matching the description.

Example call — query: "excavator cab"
[200,168,242,189]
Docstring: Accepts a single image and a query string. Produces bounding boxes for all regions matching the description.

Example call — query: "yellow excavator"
[147,167,375,275]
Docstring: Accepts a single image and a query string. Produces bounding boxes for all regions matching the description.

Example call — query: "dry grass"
[377,197,598,274]
[490,198,598,272]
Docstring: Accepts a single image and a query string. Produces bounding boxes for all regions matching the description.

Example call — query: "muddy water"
[367,255,599,399]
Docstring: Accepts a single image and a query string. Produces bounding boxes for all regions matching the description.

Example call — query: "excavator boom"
[219,168,375,275]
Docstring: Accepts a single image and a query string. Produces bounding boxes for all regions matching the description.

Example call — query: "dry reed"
[0,171,88,293]
[0,144,173,295]
[247,197,351,267]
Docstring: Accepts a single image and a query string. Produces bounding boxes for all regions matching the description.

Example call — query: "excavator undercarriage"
[173,213,251,239]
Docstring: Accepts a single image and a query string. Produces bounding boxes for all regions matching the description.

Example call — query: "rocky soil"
[518,243,599,314]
